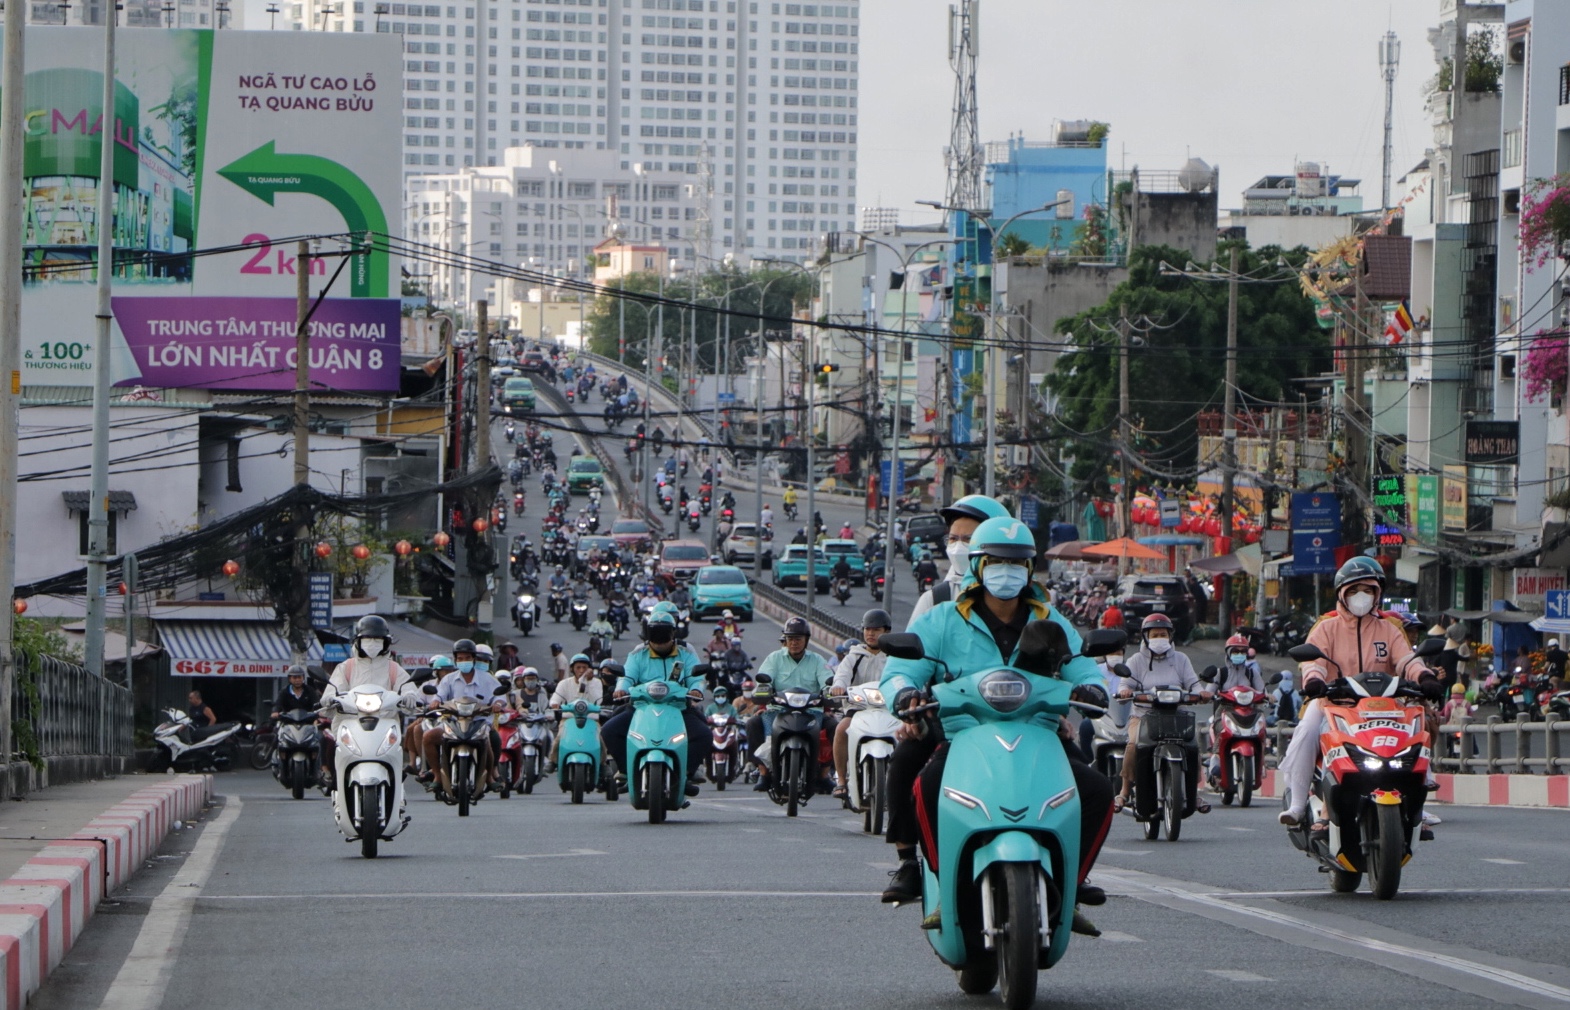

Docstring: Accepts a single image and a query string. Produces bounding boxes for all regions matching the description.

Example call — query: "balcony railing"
[1560,64,1570,105]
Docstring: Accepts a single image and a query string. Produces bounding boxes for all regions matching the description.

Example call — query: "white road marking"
[98,796,243,1010]
[1202,887,1570,899]
[1481,858,1525,865]
[199,889,881,900]
[1102,867,1570,1007]
[1206,970,1274,982]
[739,827,764,833]
[1101,847,1151,856]
[1224,826,1256,833]
[495,848,608,860]
[1098,931,1144,943]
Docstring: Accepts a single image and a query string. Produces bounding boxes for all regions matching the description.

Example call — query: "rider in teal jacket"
[616,642,704,694]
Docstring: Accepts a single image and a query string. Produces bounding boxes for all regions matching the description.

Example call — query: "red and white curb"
[1257,768,1569,809]
[0,775,211,1010]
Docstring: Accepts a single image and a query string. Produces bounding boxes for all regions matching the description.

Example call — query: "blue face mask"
[980,563,1030,600]
[456,660,475,674]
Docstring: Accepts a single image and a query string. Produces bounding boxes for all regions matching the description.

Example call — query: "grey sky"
[861,0,1444,229]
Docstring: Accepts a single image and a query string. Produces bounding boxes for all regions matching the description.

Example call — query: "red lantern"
[1243,527,1261,545]
[432,531,451,548]
[1204,517,1221,537]
[350,544,371,561]
[472,517,490,533]
[314,541,333,559]
[1177,516,1192,534]
[117,582,129,596]
[12,598,25,615]
[1094,500,1113,519]
[394,540,413,557]
[221,559,241,577]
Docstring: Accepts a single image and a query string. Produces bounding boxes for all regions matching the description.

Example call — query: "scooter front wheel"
[570,763,587,805]
[783,750,801,818]
[954,960,998,995]
[1162,766,1183,842]
[1239,755,1254,808]
[1365,802,1405,900]
[647,763,668,824]
[290,760,306,801]
[994,864,1041,1010]
[357,783,383,859]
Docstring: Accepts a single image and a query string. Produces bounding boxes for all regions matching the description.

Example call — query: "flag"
[1384,301,1414,345]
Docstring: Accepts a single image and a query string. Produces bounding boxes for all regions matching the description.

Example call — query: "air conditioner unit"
[1508,39,1526,65]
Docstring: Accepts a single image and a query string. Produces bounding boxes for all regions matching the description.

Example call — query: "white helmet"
[1551,639,1560,649]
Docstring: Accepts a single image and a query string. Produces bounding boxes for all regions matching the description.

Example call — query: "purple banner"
[112,296,401,392]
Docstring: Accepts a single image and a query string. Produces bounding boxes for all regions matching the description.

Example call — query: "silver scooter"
[325,685,421,858]
[150,708,245,773]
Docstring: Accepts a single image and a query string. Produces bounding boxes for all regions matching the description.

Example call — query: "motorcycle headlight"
[783,691,811,708]
[977,670,1030,713]
[860,687,886,707]
[517,595,534,606]
[338,726,362,756]
[646,681,671,701]
[354,693,382,715]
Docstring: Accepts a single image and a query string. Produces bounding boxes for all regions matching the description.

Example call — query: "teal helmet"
[646,609,676,628]
[939,494,1010,528]
[1333,555,1385,593]
[967,516,1039,574]
[570,652,591,666]
[430,655,454,671]
[651,601,679,618]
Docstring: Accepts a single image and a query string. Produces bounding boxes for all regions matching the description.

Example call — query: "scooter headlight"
[859,687,886,707]
[338,726,362,756]
[645,681,671,701]
[1154,688,1183,705]
[354,693,382,715]
[783,691,811,709]
[670,733,686,745]
[977,670,1030,714]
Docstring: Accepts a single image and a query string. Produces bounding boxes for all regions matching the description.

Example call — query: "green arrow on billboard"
[217,141,389,299]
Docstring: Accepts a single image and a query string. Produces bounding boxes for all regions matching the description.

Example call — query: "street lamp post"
[749,258,816,580]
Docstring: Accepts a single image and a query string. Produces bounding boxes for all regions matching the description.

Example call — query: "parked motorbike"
[328,685,420,858]
[558,699,609,804]
[150,708,245,773]
[875,628,1125,1007]
[1201,670,1269,807]
[272,708,322,800]
[841,683,899,835]
[1283,640,1443,899]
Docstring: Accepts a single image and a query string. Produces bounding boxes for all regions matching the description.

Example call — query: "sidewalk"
[0,772,210,1009]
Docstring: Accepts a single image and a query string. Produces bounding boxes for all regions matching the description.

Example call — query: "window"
[226,438,243,492]
[77,510,118,557]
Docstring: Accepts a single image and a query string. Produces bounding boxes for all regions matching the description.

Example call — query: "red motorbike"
[1205,679,1269,807]
[707,714,742,790]
[513,492,526,516]
[494,710,525,799]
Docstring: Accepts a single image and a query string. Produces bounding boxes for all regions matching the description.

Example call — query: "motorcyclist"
[1112,613,1209,816]
[912,550,939,588]
[720,636,750,691]
[320,616,419,786]
[831,555,853,590]
[1277,556,1442,838]
[587,609,616,642]
[782,486,798,513]
[830,608,892,799]
[747,616,837,794]
[877,517,1113,937]
[270,664,319,719]
[598,610,712,796]
[704,685,739,720]
[906,494,1011,627]
[1216,633,1266,693]
[421,638,505,793]
[511,667,552,715]
[548,565,570,592]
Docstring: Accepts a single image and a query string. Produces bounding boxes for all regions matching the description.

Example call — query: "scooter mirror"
[1082,628,1128,657]
[1412,636,1445,659]
[493,685,510,696]
[421,683,439,695]
[692,663,715,679]
[1199,665,1219,683]
[877,632,925,661]
[1287,643,1327,663]
[1266,672,1284,687]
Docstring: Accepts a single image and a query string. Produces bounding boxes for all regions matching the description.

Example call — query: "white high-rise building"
[10,0,240,27]
[286,0,858,262]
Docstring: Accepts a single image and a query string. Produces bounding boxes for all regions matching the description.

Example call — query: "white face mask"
[1146,636,1173,655]
[945,539,971,576]
[1345,591,1377,617]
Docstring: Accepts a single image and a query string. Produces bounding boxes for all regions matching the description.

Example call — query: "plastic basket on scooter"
[1142,708,1195,743]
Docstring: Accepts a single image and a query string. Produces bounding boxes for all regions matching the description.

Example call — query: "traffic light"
[817,363,839,375]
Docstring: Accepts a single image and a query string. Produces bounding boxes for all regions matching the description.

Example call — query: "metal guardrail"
[533,380,664,536]
[12,651,134,761]
[1431,715,1570,776]
[749,578,860,643]
[572,349,737,475]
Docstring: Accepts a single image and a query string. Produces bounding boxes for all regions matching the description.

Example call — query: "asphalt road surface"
[31,387,1570,1010]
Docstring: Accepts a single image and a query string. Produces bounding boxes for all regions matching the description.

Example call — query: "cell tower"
[945,0,983,214]
[1379,31,1400,212]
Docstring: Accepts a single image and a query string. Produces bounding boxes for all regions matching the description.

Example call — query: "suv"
[501,376,536,414]
[566,456,604,494]
[518,351,549,374]
[723,521,764,566]
[1116,575,1195,641]
[904,513,947,553]
[658,540,712,581]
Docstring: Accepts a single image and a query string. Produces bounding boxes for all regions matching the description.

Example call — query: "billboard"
[16,28,402,390]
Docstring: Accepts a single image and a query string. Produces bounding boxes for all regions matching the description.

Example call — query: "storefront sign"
[1514,568,1567,605]
[1464,420,1520,464]
[1371,473,1407,546]
[1442,465,1468,531]
[1411,474,1439,540]
[171,658,297,676]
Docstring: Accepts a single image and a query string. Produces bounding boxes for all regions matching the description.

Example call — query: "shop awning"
[1531,616,1570,635]
[155,619,322,677]
[1445,606,1540,624]
[1189,553,1247,575]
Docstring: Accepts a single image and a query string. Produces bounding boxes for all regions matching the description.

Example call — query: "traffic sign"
[880,460,906,496]
[716,392,737,404]
[1019,495,1040,529]
[1547,589,1570,621]
[1291,530,1340,575]
[309,572,334,630]
[1291,491,1340,533]
[1159,499,1181,528]
[321,643,349,664]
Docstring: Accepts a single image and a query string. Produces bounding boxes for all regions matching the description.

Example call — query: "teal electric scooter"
[878,628,1123,1010]
[624,676,698,824]
[556,699,609,804]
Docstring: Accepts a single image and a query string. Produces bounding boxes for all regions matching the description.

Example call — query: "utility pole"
[1117,306,1131,576]
[85,3,119,679]
[474,299,491,470]
[1344,269,1369,548]
[1218,246,1239,633]
[291,240,313,663]
[0,0,27,791]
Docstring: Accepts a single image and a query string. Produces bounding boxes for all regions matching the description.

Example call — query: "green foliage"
[584,268,817,372]
[1047,243,1330,487]
[1436,27,1502,94]
[996,233,1032,258]
[11,619,77,771]
[314,514,391,598]
[1070,204,1109,260]
[12,618,81,664]
[1085,121,1109,147]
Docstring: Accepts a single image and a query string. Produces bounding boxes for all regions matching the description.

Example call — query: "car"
[610,518,652,553]
[691,565,754,620]
[566,456,604,493]
[773,544,831,593]
[903,513,947,551]
[575,534,616,565]
[723,522,768,566]
[820,538,867,585]
[1116,574,1195,641]
[501,376,536,414]
[658,540,711,582]
[518,351,549,374]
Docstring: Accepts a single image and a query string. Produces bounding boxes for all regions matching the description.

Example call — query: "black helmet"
[452,637,478,657]
[353,615,393,657]
[550,642,563,654]
[861,608,892,630]
[286,664,307,679]
[780,616,810,641]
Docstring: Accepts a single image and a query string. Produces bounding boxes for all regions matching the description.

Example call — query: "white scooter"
[841,683,900,835]
[326,685,419,858]
[150,708,246,773]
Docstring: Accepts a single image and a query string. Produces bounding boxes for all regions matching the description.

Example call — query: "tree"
[1047,243,1330,488]
[583,267,815,376]
[996,233,1031,258]
[1435,26,1502,94]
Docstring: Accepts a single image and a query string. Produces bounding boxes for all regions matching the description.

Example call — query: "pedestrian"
[1185,569,1209,625]
[1099,596,1124,630]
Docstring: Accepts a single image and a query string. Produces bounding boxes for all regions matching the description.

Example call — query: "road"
[32,377,1570,1010]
